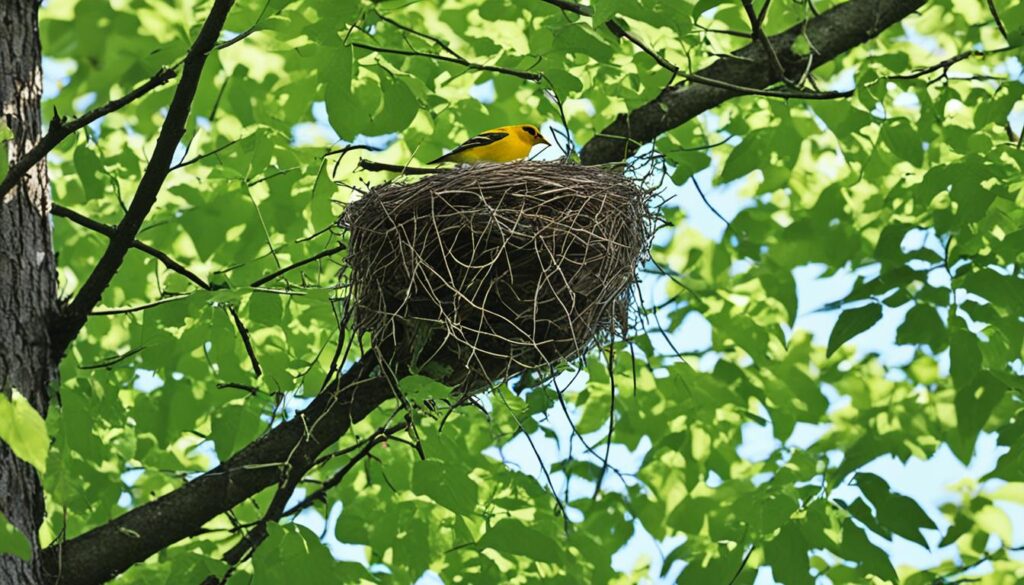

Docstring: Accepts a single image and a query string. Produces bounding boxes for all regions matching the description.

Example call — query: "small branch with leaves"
[351,42,542,82]
[0,68,176,198]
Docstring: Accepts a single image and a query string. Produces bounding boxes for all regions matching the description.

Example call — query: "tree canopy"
[1,0,1024,583]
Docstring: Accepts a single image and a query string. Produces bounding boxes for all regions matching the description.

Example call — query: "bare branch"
[170,137,244,170]
[358,159,441,175]
[986,0,1010,44]
[889,47,1011,80]
[227,306,262,377]
[249,245,345,288]
[740,0,793,86]
[0,68,176,198]
[375,12,465,61]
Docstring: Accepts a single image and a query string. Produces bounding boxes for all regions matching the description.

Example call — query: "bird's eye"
[523,126,536,136]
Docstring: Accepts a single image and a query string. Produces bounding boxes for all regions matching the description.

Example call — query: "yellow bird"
[428,124,550,164]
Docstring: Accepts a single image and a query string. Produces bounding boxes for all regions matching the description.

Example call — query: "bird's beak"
[538,134,551,146]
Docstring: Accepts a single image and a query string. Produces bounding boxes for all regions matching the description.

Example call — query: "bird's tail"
[427,153,450,165]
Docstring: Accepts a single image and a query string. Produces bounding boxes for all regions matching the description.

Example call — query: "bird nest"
[338,160,655,389]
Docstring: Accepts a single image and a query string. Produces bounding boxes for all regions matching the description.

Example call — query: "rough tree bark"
[0,1,57,584]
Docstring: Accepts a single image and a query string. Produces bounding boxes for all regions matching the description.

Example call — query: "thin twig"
[246,166,299,186]
[691,176,732,231]
[326,144,381,177]
[170,136,244,170]
[741,0,795,87]
[890,47,1012,80]
[375,12,465,60]
[207,465,304,585]
[591,343,616,499]
[287,423,409,514]
[986,0,1010,43]
[683,71,852,99]
[358,159,440,175]
[250,245,346,287]
[213,0,275,51]
[227,306,262,377]
[80,346,146,370]
[217,382,259,395]
[91,295,190,316]
[350,42,542,81]
[694,23,753,39]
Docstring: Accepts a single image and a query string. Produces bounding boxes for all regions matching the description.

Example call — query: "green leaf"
[73,144,106,197]
[826,303,883,357]
[1005,3,1024,46]
[974,504,1013,545]
[544,68,584,96]
[366,76,418,135]
[0,119,12,182]
[854,472,937,547]
[411,459,478,516]
[0,390,49,473]
[841,520,898,582]
[397,374,452,403]
[874,221,912,264]
[765,521,813,585]
[210,403,265,461]
[881,118,923,166]
[895,304,946,351]
[950,328,982,391]
[478,519,562,563]
[670,151,711,185]
[252,523,351,584]
[951,373,1007,464]
[0,512,31,561]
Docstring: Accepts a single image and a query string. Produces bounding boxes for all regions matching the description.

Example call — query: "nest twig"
[338,160,655,389]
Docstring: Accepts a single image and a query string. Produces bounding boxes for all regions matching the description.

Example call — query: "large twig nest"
[339,160,655,387]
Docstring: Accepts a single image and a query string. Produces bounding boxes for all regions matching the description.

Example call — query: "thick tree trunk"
[0,1,57,583]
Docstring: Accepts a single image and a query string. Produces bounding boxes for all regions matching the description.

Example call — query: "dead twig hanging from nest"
[338,160,655,390]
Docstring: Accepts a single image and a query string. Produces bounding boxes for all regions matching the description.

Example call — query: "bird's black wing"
[429,131,509,164]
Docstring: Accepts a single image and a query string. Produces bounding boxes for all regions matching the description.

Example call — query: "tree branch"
[577,0,927,164]
[249,245,346,288]
[544,0,850,102]
[51,204,210,290]
[350,42,542,82]
[206,422,408,584]
[357,159,440,175]
[985,0,1010,44]
[48,0,236,359]
[227,306,262,377]
[41,356,390,584]
[0,68,176,199]
[740,0,792,86]
[375,12,465,61]
[889,47,1011,80]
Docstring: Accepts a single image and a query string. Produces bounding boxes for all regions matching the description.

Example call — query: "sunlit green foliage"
[27,0,1024,582]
